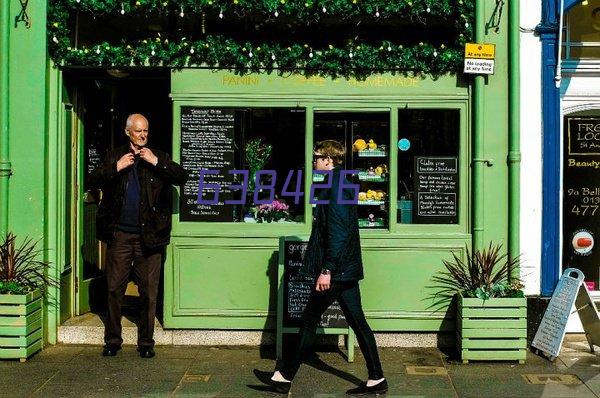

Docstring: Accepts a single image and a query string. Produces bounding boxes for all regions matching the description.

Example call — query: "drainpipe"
[473,0,485,251]
[508,0,521,281]
[0,0,11,237]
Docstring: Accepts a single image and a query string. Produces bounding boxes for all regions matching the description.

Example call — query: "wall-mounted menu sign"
[413,157,458,224]
[563,118,600,288]
[283,240,347,328]
[179,107,235,222]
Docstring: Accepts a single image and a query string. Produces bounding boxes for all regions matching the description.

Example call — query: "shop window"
[314,112,390,230]
[179,107,306,223]
[562,0,600,60]
[397,109,460,224]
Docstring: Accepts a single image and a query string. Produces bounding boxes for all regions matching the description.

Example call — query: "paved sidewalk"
[1,335,599,397]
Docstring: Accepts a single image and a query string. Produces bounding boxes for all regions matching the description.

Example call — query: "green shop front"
[166,70,469,331]
[1,0,519,344]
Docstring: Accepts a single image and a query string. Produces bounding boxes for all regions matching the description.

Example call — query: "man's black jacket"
[301,166,364,282]
[89,145,189,249]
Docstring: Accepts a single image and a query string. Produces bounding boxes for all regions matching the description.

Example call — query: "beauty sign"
[463,43,495,75]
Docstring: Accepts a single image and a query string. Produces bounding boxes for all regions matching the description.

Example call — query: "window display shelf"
[313,173,326,182]
[358,172,387,182]
[357,149,387,157]
[357,199,385,206]
[358,218,386,228]
[313,172,387,183]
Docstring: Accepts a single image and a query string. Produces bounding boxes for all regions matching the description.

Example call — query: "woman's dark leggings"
[280,281,384,381]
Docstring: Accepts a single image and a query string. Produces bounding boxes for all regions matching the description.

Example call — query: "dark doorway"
[62,68,171,319]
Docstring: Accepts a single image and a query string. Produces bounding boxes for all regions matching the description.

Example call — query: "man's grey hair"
[125,114,148,130]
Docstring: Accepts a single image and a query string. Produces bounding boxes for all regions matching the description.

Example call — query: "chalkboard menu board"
[562,118,600,287]
[283,240,347,328]
[84,124,108,191]
[413,157,458,224]
[87,146,102,177]
[179,107,235,222]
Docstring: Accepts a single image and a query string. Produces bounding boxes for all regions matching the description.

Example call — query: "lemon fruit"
[353,138,367,151]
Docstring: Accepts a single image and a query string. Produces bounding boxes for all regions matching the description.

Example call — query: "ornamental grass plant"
[0,233,58,296]
[431,243,524,307]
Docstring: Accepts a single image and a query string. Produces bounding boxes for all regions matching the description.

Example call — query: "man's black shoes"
[253,369,291,394]
[346,380,388,396]
[102,345,120,357]
[137,347,156,358]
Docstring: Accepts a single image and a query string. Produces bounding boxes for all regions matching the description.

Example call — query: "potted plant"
[254,199,291,223]
[245,137,272,194]
[0,233,58,361]
[431,243,526,363]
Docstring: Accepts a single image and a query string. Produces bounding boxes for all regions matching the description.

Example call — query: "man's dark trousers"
[280,281,384,381]
[104,230,162,348]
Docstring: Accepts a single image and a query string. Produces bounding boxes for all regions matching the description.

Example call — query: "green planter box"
[457,294,527,364]
[0,290,43,361]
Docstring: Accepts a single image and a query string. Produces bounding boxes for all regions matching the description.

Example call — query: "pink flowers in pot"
[254,199,290,223]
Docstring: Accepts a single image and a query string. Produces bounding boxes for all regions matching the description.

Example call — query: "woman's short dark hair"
[314,140,345,165]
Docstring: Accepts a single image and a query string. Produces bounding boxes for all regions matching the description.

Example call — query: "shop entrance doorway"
[62,69,171,319]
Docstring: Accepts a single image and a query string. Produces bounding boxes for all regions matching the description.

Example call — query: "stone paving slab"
[0,336,599,398]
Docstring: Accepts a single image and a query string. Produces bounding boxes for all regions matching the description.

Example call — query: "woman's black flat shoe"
[346,380,388,396]
[253,369,291,394]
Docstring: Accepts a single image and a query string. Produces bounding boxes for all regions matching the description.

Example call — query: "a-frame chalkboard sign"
[277,236,355,362]
[532,268,600,360]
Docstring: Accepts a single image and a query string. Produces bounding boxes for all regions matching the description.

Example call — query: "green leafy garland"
[48,0,474,79]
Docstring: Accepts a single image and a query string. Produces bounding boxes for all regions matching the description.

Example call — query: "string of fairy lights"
[48,0,474,78]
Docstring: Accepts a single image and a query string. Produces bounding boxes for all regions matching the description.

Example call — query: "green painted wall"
[480,0,510,249]
[7,1,48,240]
[3,0,56,343]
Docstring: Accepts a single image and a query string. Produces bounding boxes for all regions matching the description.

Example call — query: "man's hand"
[116,153,135,172]
[315,274,331,292]
[139,148,158,166]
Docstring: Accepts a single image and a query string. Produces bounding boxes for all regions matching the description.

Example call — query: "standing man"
[90,113,188,358]
[253,140,387,395]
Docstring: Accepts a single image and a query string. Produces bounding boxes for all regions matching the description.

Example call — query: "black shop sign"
[562,117,600,288]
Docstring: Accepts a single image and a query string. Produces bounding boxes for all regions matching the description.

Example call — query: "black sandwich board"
[277,236,355,362]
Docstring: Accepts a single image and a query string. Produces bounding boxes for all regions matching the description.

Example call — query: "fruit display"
[315,115,389,229]
[354,138,387,154]
[375,164,388,176]
[358,189,386,202]
[353,138,367,151]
